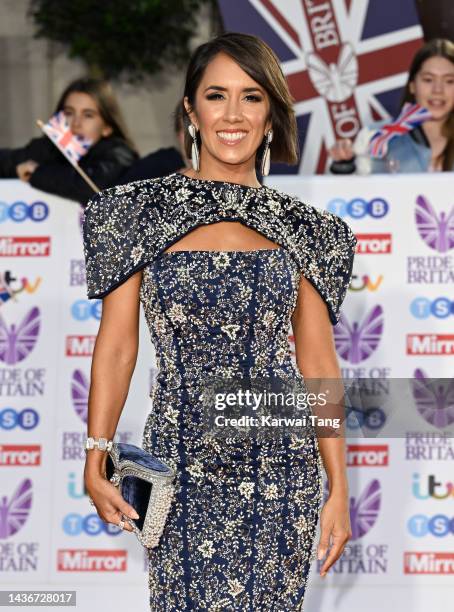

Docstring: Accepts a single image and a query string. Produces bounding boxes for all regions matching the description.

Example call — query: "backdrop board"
[0,176,453,611]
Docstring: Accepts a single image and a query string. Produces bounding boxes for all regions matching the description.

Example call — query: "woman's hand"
[16,160,39,181]
[317,491,352,577]
[329,139,355,162]
[84,470,140,533]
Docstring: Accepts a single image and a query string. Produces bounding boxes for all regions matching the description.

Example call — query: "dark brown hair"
[402,38,454,171]
[180,32,299,169]
[55,77,137,153]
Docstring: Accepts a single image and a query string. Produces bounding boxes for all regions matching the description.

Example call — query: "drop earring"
[261,129,273,176]
[188,123,200,172]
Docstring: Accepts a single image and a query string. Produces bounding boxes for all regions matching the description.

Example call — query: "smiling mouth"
[428,100,446,107]
[216,131,248,144]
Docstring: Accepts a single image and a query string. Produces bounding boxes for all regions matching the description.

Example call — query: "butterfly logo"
[412,369,454,428]
[323,478,381,540]
[0,479,33,539]
[306,43,358,103]
[0,307,40,365]
[350,479,381,540]
[333,305,383,364]
[71,369,90,423]
[415,195,454,253]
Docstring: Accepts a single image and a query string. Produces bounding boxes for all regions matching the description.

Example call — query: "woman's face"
[410,56,454,121]
[62,92,113,143]
[184,52,272,170]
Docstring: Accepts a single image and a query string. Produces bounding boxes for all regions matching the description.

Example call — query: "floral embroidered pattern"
[82,172,356,324]
[138,248,324,611]
[82,174,356,611]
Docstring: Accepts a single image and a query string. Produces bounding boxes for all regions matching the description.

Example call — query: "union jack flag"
[218,0,423,174]
[368,102,432,158]
[40,111,92,164]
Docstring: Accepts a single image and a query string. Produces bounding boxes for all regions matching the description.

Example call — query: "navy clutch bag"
[105,442,176,548]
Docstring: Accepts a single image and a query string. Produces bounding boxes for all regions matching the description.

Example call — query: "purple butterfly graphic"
[415,195,454,253]
[0,479,33,539]
[0,307,40,365]
[333,305,383,364]
[412,369,454,428]
[71,369,89,423]
[350,479,381,540]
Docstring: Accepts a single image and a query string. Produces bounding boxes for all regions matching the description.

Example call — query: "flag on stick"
[37,111,99,193]
[368,103,432,159]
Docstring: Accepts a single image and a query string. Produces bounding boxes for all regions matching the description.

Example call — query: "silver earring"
[261,129,273,176]
[188,123,200,172]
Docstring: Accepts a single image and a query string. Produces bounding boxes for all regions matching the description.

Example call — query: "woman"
[330,38,454,174]
[83,33,356,610]
[0,77,138,204]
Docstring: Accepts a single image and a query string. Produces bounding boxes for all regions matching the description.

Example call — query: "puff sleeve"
[82,185,152,299]
[286,199,357,325]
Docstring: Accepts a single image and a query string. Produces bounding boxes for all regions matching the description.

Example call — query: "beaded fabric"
[82,172,356,324]
[82,173,356,611]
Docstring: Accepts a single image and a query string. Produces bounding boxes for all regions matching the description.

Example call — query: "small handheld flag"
[368,103,432,159]
[40,111,91,162]
[37,111,99,193]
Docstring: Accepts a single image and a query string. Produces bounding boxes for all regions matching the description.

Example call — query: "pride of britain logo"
[334,305,383,364]
[0,479,33,539]
[218,0,422,173]
[415,195,454,253]
[0,307,40,365]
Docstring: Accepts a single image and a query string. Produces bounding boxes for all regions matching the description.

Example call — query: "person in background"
[0,77,138,204]
[118,102,190,184]
[329,38,454,174]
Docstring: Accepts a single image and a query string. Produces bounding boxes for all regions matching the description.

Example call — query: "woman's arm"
[84,269,143,530]
[291,274,352,577]
[29,138,137,205]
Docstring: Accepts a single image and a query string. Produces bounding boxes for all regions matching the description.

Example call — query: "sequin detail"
[82,176,356,610]
[82,172,356,324]
[140,248,323,611]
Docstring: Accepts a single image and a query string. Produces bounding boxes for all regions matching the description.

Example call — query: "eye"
[244,94,262,102]
[206,93,224,100]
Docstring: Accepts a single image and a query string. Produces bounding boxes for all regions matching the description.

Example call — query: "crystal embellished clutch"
[105,442,176,548]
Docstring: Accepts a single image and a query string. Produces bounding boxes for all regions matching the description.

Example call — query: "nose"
[432,78,444,94]
[223,97,242,123]
[70,113,82,133]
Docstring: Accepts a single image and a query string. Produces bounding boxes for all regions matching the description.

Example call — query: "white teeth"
[217,132,247,141]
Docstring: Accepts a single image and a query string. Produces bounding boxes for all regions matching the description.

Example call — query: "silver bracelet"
[84,436,113,452]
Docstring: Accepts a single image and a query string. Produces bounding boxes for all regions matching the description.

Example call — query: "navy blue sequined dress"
[82,173,356,611]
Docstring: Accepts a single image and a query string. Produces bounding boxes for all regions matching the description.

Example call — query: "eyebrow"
[420,71,454,77]
[203,85,264,93]
[63,105,98,112]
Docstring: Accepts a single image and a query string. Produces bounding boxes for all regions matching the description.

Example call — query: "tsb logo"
[62,513,123,536]
[0,407,40,430]
[0,201,49,222]
[408,514,454,537]
[327,198,389,219]
[71,300,102,321]
[410,297,454,319]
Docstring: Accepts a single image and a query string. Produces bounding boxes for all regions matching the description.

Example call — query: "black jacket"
[0,135,138,205]
[118,146,185,184]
